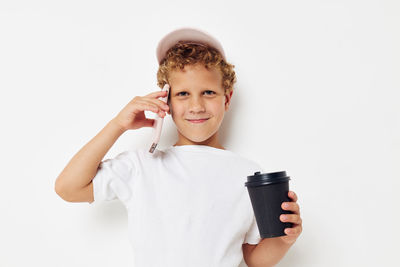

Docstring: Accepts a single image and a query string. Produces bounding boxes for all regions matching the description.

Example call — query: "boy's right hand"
[113,90,170,132]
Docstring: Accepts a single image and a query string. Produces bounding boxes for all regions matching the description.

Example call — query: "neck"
[174,132,225,150]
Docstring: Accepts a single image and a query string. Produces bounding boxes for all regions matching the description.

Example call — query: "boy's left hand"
[279,191,303,244]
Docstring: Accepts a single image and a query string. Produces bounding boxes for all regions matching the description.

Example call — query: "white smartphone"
[149,83,170,153]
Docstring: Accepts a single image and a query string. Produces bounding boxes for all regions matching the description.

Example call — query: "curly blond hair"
[156,42,236,96]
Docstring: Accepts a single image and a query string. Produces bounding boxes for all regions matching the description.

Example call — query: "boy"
[55,27,302,267]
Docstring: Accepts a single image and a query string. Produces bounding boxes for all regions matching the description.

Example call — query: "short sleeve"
[90,150,138,204]
[243,214,261,245]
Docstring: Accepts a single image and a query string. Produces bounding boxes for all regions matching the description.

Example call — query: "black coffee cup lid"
[245,171,290,187]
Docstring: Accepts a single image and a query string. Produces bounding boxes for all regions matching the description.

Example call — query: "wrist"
[109,118,127,134]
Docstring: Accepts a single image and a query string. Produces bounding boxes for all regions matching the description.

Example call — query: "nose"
[188,97,206,113]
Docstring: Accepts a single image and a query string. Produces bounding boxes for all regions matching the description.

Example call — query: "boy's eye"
[204,90,215,95]
[177,90,215,96]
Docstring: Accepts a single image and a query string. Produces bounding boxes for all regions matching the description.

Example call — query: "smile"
[187,118,209,123]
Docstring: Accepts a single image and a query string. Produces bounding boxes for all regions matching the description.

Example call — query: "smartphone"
[149,83,170,153]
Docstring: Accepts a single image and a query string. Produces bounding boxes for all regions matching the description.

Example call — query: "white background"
[1,0,399,266]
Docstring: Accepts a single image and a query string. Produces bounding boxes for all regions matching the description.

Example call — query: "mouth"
[186,118,209,123]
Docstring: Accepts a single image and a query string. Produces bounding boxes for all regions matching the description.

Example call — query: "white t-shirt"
[91,145,264,267]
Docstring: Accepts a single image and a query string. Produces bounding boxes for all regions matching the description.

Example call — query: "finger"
[288,191,298,202]
[145,101,168,117]
[281,202,300,213]
[146,90,168,99]
[284,225,302,235]
[136,101,160,113]
[136,98,166,113]
[151,99,170,111]
[280,214,302,225]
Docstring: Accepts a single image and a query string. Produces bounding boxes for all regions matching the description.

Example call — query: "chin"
[187,136,212,143]
[178,129,217,143]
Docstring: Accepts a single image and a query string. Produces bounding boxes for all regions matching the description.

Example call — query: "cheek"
[210,101,225,113]
[170,103,179,112]
[169,103,183,117]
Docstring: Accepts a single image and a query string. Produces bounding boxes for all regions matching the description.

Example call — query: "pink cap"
[156,27,226,65]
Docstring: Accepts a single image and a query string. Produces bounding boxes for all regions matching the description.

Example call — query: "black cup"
[245,171,293,238]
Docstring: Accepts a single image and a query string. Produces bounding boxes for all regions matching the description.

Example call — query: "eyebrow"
[174,88,216,92]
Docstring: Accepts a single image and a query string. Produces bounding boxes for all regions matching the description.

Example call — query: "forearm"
[55,119,125,193]
[249,237,294,267]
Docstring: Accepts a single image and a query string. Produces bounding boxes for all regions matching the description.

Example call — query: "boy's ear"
[225,90,233,110]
